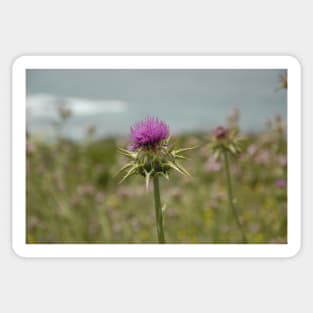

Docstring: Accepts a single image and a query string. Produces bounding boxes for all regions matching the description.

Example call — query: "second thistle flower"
[209,126,243,159]
[117,117,193,189]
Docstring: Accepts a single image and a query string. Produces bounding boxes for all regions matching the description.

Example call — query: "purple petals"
[129,117,170,151]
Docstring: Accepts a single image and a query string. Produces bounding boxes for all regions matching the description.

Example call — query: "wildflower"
[275,179,287,188]
[116,117,194,243]
[117,117,193,187]
[209,126,243,159]
[213,126,229,139]
[208,125,247,243]
[129,117,169,151]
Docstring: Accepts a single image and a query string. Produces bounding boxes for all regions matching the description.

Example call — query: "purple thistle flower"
[129,117,170,151]
[213,126,229,139]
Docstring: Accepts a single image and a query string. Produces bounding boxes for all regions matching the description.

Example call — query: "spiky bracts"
[116,117,193,190]
[117,141,193,190]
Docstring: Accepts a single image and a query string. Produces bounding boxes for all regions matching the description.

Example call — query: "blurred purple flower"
[275,179,287,188]
[204,156,221,172]
[255,150,271,165]
[129,117,169,151]
[213,126,229,139]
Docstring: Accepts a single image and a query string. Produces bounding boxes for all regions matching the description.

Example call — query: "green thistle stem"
[222,149,247,243]
[153,175,166,243]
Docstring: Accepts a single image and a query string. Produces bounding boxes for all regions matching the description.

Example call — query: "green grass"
[26,123,287,244]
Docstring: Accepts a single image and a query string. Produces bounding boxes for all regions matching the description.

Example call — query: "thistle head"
[116,117,194,190]
[213,126,229,139]
[129,117,170,151]
[209,125,243,159]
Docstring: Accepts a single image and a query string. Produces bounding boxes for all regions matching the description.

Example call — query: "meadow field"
[26,110,287,244]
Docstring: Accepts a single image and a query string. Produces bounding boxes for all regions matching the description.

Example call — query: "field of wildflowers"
[26,106,287,244]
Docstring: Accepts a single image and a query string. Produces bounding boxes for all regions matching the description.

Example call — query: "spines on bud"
[116,117,194,190]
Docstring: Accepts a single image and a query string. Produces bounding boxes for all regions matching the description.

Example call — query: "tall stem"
[153,175,166,243]
[222,149,247,243]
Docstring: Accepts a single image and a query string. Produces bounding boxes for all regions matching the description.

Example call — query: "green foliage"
[26,124,287,244]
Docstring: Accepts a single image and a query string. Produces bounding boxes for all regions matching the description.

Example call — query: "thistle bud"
[209,125,243,159]
[213,126,229,139]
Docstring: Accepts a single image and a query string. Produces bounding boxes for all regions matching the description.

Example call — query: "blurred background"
[26,69,287,243]
[26,69,287,140]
